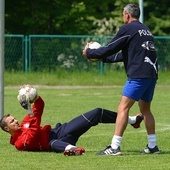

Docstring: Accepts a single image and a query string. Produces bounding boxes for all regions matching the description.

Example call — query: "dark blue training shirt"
[86,21,158,79]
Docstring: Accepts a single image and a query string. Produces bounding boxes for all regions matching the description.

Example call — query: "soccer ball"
[88,42,102,62]
[88,42,101,49]
[17,85,38,104]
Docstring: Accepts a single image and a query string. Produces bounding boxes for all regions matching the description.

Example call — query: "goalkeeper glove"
[17,84,38,114]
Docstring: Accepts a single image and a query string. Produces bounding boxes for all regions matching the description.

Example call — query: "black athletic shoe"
[141,145,160,154]
[131,114,143,128]
[96,145,122,156]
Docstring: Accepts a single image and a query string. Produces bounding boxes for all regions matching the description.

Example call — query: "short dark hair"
[124,4,140,19]
[0,114,10,132]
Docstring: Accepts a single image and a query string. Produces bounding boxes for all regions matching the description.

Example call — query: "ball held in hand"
[88,42,101,49]
[17,85,38,104]
[88,42,102,62]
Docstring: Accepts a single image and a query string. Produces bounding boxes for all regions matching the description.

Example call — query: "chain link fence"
[5,35,170,73]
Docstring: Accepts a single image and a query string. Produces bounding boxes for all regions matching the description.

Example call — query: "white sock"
[128,116,136,124]
[111,135,122,149]
[65,144,76,151]
[148,134,156,148]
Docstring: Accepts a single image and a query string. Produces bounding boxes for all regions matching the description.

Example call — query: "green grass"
[4,70,170,87]
[1,84,170,170]
[4,69,127,86]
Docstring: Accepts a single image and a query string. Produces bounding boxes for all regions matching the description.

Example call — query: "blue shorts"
[122,78,157,102]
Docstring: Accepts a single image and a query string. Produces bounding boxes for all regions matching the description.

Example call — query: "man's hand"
[17,85,38,114]
[82,43,90,60]
[18,94,30,109]
[18,93,33,114]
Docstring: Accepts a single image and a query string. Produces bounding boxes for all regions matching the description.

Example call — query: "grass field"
[4,70,170,86]
[1,81,170,170]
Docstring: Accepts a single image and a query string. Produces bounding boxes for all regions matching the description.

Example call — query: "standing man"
[83,4,159,155]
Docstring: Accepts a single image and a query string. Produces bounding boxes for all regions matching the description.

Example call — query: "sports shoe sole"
[141,145,160,154]
[97,146,122,156]
[64,147,85,156]
[131,113,143,128]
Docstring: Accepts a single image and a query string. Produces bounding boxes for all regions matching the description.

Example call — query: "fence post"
[28,36,31,72]
[0,0,4,119]
[99,37,106,75]
[24,36,28,72]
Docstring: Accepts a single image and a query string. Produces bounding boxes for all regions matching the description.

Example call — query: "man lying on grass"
[0,85,143,156]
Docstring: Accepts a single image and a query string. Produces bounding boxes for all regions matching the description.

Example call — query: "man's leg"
[51,107,142,155]
[50,138,85,155]
[60,107,142,140]
[97,96,135,156]
[50,139,72,152]
[110,96,135,155]
[138,100,155,134]
[50,108,117,154]
[114,96,135,136]
[63,108,118,139]
[138,78,160,154]
[139,100,159,154]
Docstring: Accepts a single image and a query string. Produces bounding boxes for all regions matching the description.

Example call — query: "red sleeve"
[32,96,45,118]
[14,96,45,151]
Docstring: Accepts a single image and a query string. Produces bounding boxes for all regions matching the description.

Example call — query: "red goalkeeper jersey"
[10,96,51,151]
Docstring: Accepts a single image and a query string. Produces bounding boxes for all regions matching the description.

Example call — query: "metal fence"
[5,35,170,72]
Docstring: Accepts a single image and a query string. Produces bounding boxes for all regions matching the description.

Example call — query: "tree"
[5,0,170,36]
[144,0,170,35]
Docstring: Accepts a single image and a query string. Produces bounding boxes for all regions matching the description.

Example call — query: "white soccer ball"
[17,85,38,103]
[88,42,101,49]
[88,42,102,62]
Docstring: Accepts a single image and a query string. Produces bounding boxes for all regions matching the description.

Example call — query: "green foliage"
[1,84,170,170]
[155,37,170,69]
[30,36,86,71]
[5,36,24,71]
[145,0,170,35]
[4,35,170,72]
[29,35,109,72]
[5,0,170,35]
